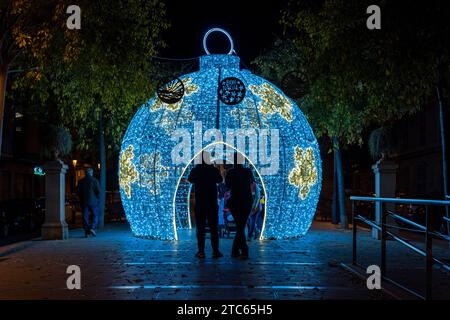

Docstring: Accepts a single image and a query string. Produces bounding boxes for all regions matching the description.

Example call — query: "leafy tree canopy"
[35,0,170,152]
[254,0,450,148]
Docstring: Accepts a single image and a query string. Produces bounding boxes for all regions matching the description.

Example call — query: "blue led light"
[119,35,322,240]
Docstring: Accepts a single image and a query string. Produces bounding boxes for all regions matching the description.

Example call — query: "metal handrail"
[383,222,427,234]
[351,196,450,206]
[386,210,450,241]
[355,215,426,256]
[350,196,450,300]
[355,215,450,270]
[386,211,426,231]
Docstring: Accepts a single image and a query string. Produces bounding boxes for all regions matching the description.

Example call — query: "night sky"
[161,0,287,66]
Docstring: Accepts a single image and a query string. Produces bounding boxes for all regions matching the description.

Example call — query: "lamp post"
[72,159,78,188]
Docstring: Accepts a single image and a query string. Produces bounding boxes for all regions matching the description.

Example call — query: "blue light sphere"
[119,48,322,241]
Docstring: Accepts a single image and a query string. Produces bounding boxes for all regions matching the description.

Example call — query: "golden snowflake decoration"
[137,152,170,195]
[119,145,139,199]
[288,146,318,200]
[151,77,199,112]
[157,108,195,135]
[229,98,269,128]
[249,82,293,122]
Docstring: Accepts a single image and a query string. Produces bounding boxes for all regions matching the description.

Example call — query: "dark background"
[162,0,287,65]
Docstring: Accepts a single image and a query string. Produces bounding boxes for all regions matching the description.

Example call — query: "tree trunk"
[331,148,339,224]
[98,112,106,229]
[333,137,348,229]
[437,78,450,235]
[0,64,9,159]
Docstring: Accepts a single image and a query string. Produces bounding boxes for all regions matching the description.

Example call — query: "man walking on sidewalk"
[77,168,100,238]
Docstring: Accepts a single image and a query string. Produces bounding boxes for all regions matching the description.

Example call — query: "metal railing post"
[446,195,450,240]
[348,196,450,300]
[381,201,387,278]
[425,206,433,300]
[352,200,357,265]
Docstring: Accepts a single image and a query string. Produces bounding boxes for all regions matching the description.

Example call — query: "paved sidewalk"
[0,221,448,300]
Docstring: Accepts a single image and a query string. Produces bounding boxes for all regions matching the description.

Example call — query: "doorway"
[173,141,267,241]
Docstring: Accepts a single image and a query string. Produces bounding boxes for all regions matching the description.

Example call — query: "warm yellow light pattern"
[151,77,199,112]
[138,152,170,195]
[249,82,293,122]
[119,145,139,199]
[229,98,269,128]
[158,108,195,134]
[288,146,318,200]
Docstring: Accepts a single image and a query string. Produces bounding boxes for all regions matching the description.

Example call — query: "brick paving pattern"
[0,221,448,300]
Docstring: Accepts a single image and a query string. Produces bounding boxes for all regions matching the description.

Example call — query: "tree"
[0,0,69,157]
[255,0,450,228]
[39,0,169,228]
[42,124,72,160]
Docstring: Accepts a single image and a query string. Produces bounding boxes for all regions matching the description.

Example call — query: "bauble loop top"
[203,28,234,55]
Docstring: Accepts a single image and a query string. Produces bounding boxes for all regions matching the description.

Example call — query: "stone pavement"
[0,221,448,300]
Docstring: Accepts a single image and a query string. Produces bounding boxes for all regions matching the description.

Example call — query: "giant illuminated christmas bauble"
[119,29,322,240]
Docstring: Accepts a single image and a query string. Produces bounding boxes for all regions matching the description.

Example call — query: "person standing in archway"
[188,151,224,258]
[225,152,255,258]
[247,182,262,241]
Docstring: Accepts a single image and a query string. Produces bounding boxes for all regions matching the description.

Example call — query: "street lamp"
[72,159,78,191]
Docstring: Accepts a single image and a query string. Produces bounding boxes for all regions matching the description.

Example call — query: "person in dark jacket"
[225,152,255,258]
[76,168,100,238]
[188,151,223,258]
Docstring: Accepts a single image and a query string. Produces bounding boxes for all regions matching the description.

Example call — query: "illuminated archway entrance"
[172,141,268,241]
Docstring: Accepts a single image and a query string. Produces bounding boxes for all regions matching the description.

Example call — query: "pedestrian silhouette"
[188,151,224,258]
[225,152,255,258]
[76,167,100,238]
[247,182,262,241]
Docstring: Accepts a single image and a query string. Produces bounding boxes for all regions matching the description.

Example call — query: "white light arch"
[172,141,268,241]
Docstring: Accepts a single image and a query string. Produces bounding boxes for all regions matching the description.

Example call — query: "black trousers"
[195,206,219,253]
[231,204,252,255]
